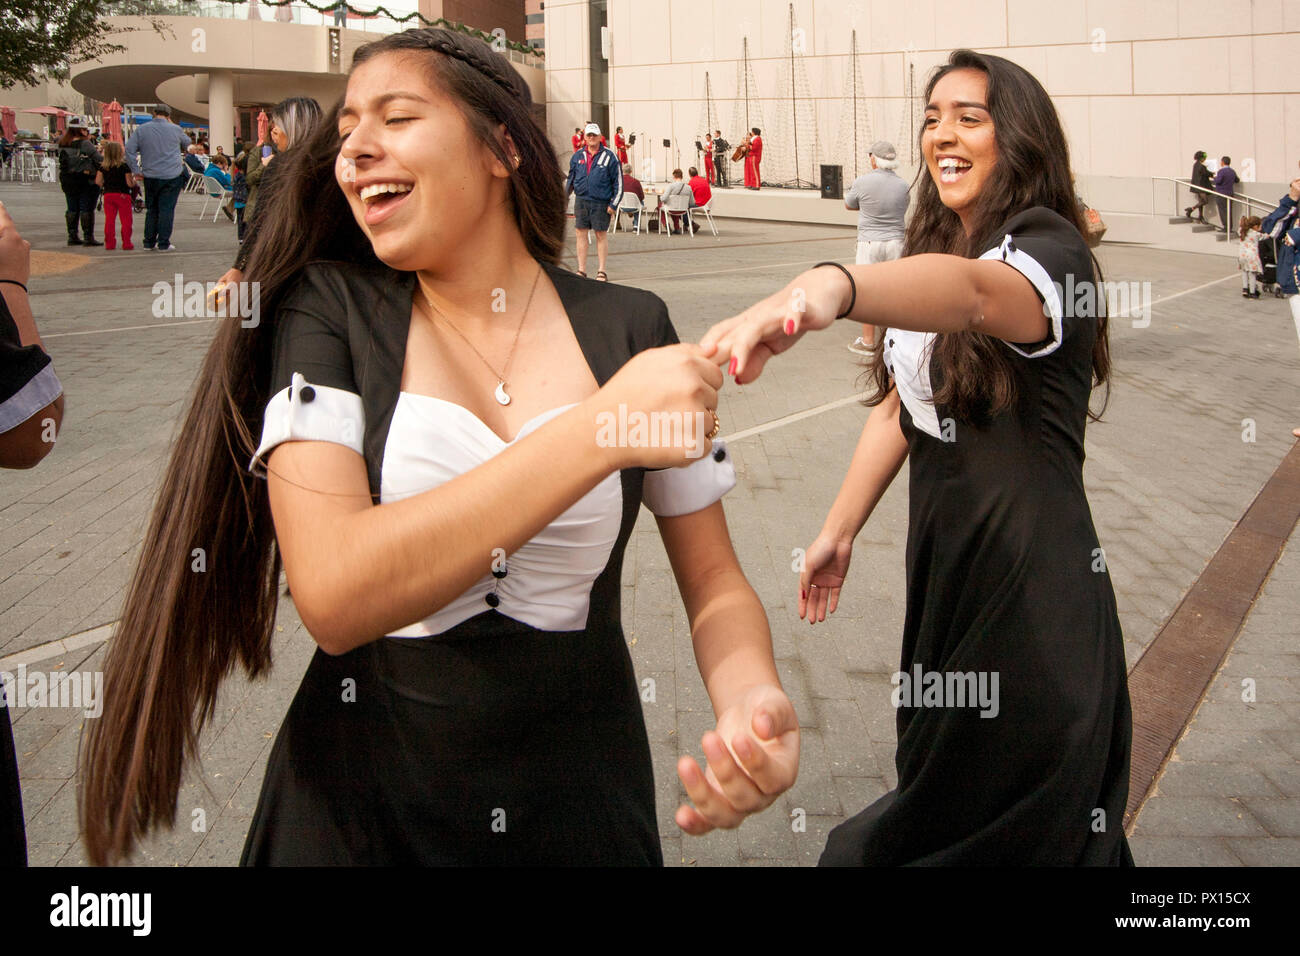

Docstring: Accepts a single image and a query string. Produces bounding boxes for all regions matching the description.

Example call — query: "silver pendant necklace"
[419,265,543,406]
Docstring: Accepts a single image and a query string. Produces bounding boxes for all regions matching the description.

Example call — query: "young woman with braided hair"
[79,28,798,866]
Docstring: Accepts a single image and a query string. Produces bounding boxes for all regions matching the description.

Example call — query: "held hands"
[799,531,853,624]
[700,266,851,384]
[586,343,723,471]
[676,683,800,835]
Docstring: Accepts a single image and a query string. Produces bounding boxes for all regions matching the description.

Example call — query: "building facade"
[544,0,1300,216]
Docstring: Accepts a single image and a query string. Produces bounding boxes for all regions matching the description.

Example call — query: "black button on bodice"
[299,385,316,403]
[492,566,507,579]
[713,448,726,462]
[888,338,895,347]
[484,592,500,608]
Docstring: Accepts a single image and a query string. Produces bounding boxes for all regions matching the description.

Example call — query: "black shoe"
[1184,207,1193,217]
[65,212,82,245]
[1250,291,1261,299]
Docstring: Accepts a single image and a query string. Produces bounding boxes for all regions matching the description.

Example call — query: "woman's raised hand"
[799,530,853,624]
[700,265,852,384]
[586,343,723,471]
[676,683,800,836]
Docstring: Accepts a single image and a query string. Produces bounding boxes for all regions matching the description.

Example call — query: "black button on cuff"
[484,592,500,608]
[713,448,726,462]
[298,385,316,403]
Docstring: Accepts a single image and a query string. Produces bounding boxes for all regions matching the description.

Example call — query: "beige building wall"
[545,0,1300,211]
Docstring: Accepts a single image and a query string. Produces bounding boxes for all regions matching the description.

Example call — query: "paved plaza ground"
[1,179,1297,866]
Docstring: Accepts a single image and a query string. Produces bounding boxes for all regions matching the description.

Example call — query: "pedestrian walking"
[1185,150,1212,223]
[57,117,102,246]
[843,139,909,356]
[565,122,622,280]
[704,49,1133,866]
[123,105,193,251]
[79,27,798,867]
[1213,156,1238,233]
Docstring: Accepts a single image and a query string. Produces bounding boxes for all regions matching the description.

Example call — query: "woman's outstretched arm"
[800,388,908,624]
[702,254,1048,383]
[656,501,799,834]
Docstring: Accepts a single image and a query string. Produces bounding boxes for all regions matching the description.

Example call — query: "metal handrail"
[1156,176,1279,215]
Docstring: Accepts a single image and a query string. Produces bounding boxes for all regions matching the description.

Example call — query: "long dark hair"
[863,49,1110,422]
[78,27,566,865]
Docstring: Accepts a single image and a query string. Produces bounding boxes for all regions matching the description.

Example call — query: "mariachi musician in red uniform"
[704,133,716,185]
[615,126,629,166]
[571,128,583,152]
[744,127,762,190]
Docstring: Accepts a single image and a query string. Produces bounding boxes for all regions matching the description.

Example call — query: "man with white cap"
[843,139,910,355]
[565,122,623,281]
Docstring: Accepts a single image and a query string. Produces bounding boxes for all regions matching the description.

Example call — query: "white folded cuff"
[979,233,1065,358]
[642,440,737,516]
[0,363,63,434]
[249,371,365,477]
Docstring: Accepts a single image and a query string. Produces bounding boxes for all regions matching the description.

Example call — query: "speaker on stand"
[820,164,843,201]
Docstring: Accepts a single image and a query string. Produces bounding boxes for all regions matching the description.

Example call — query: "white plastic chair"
[611,192,645,235]
[199,174,233,221]
[695,197,719,236]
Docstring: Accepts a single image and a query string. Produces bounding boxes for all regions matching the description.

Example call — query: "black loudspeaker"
[821,164,843,200]
[627,133,636,145]
[662,138,671,148]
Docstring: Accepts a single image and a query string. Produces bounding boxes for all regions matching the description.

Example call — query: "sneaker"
[158,243,176,251]
[847,337,873,357]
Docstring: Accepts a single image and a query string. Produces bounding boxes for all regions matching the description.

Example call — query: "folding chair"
[199,174,233,222]
[611,193,645,235]
[659,202,694,239]
[695,197,719,236]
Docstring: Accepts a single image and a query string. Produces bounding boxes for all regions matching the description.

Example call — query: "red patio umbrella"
[102,99,124,144]
[0,107,17,140]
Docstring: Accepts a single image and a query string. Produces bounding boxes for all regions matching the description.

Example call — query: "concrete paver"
[2,179,1297,866]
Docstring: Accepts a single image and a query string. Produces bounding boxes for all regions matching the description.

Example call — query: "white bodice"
[381,393,624,636]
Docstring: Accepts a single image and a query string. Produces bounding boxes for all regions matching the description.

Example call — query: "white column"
[208,69,235,156]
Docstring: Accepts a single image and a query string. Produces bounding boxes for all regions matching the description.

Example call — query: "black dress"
[820,207,1134,866]
[1,293,64,867]
[239,260,735,865]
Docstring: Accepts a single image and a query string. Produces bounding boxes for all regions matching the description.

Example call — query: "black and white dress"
[1,292,64,868]
[820,207,1134,865]
[240,259,734,865]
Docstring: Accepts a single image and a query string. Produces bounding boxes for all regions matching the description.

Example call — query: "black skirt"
[240,611,662,866]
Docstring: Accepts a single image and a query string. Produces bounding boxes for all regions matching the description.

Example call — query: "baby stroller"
[1257,233,1284,297]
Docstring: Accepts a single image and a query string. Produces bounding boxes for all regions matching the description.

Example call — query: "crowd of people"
[4,27,1300,872]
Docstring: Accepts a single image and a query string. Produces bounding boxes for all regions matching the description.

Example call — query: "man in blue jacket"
[1262,177,1300,439]
[565,123,622,280]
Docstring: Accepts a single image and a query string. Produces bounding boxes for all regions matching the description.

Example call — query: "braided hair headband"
[422,33,521,98]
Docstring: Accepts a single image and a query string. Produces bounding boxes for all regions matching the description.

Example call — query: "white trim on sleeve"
[642,440,737,517]
[978,233,1064,358]
[0,363,63,434]
[249,371,365,477]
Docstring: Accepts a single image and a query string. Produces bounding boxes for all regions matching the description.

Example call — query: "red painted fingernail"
[784,319,795,335]
[728,357,737,376]
[800,588,806,600]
